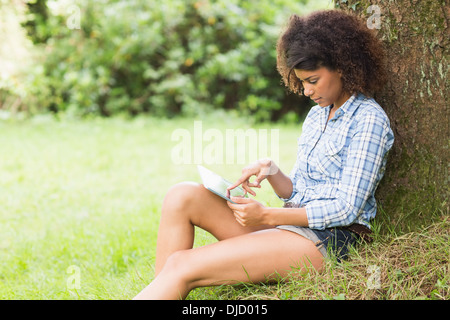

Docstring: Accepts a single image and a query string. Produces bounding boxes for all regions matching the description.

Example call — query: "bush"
[12,0,329,120]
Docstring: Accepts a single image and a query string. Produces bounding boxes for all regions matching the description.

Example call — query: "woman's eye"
[309,80,317,84]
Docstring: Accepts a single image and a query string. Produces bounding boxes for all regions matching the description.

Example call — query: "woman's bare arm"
[227,158,293,199]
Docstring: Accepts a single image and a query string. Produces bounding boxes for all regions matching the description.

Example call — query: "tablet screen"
[197,165,246,203]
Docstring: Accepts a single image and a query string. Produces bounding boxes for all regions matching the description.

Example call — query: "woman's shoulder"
[354,94,391,125]
[352,94,394,142]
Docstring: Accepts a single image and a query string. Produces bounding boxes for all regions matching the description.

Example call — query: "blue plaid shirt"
[281,93,394,230]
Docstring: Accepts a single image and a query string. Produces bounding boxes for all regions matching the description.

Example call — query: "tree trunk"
[335,0,449,232]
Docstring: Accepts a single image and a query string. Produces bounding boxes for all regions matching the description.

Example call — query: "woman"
[134,9,394,300]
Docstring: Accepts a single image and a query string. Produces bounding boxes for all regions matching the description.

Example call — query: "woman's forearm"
[266,160,294,200]
[262,206,309,227]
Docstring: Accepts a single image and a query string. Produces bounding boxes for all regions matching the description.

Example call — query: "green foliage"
[12,0,330,120]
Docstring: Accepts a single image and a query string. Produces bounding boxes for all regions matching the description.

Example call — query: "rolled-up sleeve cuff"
[276,190,296,202]
[305,204,326,230]
[275,177,297,202]
[305,199,355,230]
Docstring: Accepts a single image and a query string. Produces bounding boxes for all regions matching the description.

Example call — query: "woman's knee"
[162,181,203,212]
[162,250,198,287]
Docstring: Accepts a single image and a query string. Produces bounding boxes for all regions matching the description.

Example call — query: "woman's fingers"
[242,180,256,196]
[227,176,247,192]
[227,160,273,196]
[227,171,255,195]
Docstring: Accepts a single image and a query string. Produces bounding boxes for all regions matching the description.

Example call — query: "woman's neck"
[333,91,352,110]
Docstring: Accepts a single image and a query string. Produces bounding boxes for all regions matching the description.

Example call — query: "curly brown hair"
[276,10,386,97]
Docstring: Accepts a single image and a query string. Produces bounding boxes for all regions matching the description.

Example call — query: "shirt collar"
[318,93,365,127]
[331,93,364,119]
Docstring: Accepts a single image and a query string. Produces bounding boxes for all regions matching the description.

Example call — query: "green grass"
[0,114,448,300]
[189,215,449,300]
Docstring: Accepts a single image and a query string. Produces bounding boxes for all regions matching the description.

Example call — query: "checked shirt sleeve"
[305,111,393,230]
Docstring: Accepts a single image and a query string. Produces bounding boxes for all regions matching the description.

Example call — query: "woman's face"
[294,67,349,108]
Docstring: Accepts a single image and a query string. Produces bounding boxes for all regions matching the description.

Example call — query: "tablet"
[197,165,247,204]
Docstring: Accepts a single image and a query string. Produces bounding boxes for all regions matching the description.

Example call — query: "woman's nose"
[303,84,314,97]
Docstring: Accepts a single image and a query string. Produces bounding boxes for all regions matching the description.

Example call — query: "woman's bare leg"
[134,228,323,300]
[154,182,272,275]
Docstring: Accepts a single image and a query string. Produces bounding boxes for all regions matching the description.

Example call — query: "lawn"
[0,113,297,299]
[0,114,448,300]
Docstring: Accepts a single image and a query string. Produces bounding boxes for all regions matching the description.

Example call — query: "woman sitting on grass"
[134,9,394,300]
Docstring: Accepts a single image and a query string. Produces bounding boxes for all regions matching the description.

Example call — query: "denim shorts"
[276,225,359,262]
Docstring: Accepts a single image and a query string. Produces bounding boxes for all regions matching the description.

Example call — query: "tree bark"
[335,0,449,232]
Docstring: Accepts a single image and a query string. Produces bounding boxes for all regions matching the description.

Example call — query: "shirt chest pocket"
[313,139,346,179]
[297,132,316,174]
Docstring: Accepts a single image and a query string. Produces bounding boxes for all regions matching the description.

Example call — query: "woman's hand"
[226,158,278,197]
[227,197,267,227]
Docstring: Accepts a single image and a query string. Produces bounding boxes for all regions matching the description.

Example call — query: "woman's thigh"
[162,182,273,240]
[155,182,274,275]
[173,228,323,290]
